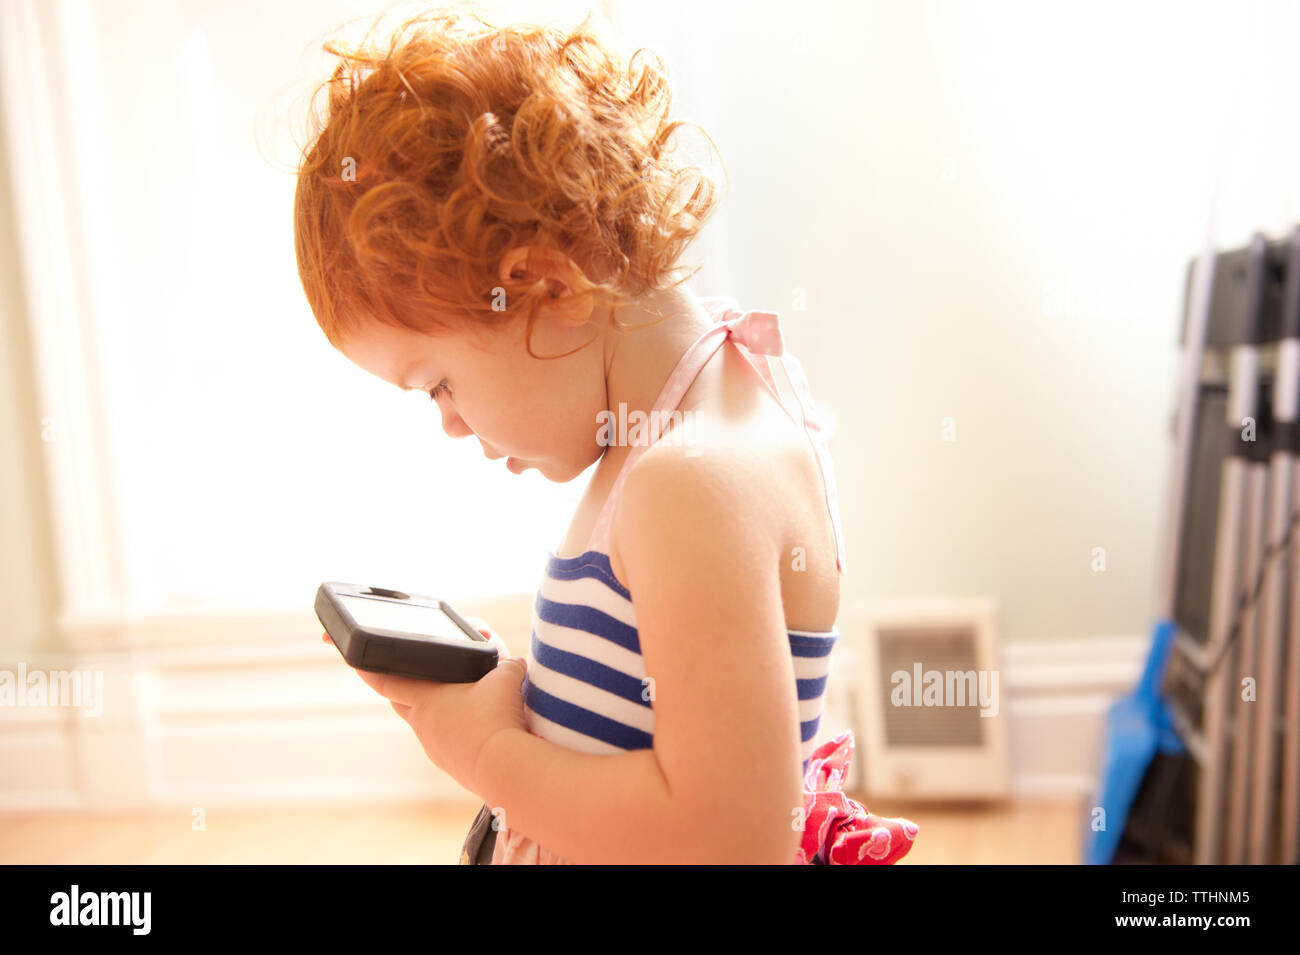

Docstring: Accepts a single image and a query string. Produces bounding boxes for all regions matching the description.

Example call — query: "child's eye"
[428,380,450,401]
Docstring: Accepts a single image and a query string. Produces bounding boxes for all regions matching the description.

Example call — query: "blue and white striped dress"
[522,548,839,772]
[490,297,847,864]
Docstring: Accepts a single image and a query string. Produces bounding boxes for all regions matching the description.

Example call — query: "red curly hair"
[293,5,724,356]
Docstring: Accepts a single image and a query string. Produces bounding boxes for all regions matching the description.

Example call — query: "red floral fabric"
[795,731,919,865]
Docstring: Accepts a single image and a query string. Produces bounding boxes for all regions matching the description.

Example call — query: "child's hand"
[321,618,527,794]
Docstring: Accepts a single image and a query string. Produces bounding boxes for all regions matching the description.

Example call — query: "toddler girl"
[295,6,917,864]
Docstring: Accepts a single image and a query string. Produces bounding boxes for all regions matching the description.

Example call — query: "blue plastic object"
[1083,618,1187,865]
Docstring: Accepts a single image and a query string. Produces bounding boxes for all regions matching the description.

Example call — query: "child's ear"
[498,245,593,326]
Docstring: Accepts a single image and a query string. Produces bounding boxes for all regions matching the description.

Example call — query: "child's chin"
[507,456,562,481]
[536,460,586,483]
[508,453,593,483]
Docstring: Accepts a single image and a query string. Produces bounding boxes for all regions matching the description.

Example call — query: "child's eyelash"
[428,380,449,401]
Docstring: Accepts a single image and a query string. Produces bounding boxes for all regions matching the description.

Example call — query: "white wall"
[614,0,1300,642]
[6,0,1300,648]
[14,0,1298,812]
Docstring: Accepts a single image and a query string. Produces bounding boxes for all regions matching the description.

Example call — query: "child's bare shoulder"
[613,403,830,563]
[610,418,839,630]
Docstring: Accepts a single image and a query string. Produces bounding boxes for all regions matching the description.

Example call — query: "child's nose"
[437,405,474,440]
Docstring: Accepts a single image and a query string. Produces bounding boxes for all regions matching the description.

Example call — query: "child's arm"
[474,445,807,864]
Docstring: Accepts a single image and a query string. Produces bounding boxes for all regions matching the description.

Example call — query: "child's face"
[338,308,610,482]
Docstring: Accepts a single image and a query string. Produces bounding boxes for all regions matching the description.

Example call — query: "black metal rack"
[1151,227,1300,864]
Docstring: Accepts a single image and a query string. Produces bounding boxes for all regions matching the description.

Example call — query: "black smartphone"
[315,582,498,682]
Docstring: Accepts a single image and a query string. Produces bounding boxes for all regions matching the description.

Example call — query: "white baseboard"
[815,634,1148,800]
[1002,636,1149,802]
[0,614,1150,810]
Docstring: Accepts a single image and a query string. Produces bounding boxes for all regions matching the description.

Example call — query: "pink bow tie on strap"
[722,309,785,356]
[713,306,847,575]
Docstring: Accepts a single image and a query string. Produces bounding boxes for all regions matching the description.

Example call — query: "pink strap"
[588,300,846,575]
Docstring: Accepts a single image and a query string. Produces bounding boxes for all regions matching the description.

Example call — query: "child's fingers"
[462,615,511,662]
[354,666,431,706]
[322,630,334,645]
[487,632,512,663]
[462,615,495,639]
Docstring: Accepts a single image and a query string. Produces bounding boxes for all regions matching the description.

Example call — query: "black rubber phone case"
[315,582,498,682]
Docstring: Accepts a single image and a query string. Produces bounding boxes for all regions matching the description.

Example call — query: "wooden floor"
[0,796,1086,864]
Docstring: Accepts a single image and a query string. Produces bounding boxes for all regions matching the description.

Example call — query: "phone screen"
[337,594,477,644]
